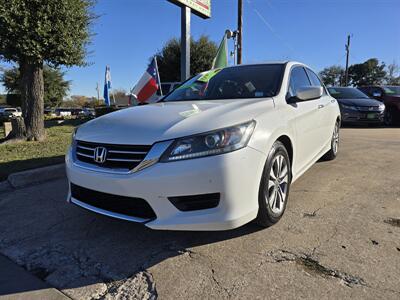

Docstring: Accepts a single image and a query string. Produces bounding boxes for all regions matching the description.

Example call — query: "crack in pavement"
[210,268,231,298]
[263,249,366,287]
[309,225,339,257]
[384,218,400,228]
[262,249,400,296]
[303,207,322,218]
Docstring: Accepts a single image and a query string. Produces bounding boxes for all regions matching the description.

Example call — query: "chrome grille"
[75,140,152,170]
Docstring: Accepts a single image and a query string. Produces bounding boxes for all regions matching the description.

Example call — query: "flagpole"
[112,90,116,106]
[154,56,163,96]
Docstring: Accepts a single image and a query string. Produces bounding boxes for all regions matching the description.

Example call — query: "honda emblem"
[94,147,107,163]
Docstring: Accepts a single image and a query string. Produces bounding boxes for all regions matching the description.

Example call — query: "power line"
[246,0,298,58]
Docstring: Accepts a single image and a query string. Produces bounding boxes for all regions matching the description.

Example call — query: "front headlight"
[340,104,358,110]
[71,127,78,145]
[160,121,256,162]
[379,103,385,111]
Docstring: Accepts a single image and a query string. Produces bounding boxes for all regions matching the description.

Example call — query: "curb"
[0,164,66,192]
[0,254,69,299]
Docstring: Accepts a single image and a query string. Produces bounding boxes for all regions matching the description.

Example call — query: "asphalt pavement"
[0,128,399,299]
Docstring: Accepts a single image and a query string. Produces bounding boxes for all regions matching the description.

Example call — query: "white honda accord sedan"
[66,62,340,231]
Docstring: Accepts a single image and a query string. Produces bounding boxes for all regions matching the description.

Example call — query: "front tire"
[384,109,394,126]
[255,141,291,227]
[322,120,340,161]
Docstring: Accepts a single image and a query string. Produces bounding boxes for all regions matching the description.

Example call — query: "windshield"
[328,87,369,99]
[384,86,400,95]
[162,64,284,102]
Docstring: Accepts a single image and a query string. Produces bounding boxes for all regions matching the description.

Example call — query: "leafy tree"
[70,95,89,108]
[155,35,218,82]
[0,0,95,141]
[1,66,71,107]
[348,58,387,87]
[112,89,127,100]
[1,67,20,93]
[386,61,400,85]
[319,65,344,87]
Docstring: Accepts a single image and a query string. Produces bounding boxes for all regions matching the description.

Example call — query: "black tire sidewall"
[384,109,393,126]
[257,141,291,225]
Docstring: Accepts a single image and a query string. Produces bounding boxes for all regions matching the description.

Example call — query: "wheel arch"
[276,135,293,166]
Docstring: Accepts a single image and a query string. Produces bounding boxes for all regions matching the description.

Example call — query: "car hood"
[385,95,400,101]
[76,98,272,145]
[337,98,381,106]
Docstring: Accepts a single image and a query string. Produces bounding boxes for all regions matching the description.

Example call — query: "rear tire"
[322,120,340,161]
[255,141,291,227]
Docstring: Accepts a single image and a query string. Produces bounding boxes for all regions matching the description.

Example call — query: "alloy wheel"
[266,154,289,214]
[332,122,339,155]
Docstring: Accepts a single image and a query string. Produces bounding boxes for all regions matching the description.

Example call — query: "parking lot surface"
[0,128,399,300]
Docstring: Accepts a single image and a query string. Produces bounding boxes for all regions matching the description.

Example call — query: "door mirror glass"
[295,86,323,101]
[372,91,382,98]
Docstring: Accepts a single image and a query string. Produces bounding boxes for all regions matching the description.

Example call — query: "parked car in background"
[328,87,384,126]
[0,107,22,121]
[78,108,95,118]
[55,108,72,117]
[358,86,400,125]
[66,62,341,231]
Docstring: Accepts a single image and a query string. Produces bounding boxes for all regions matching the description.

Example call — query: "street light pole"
[181,6,191,81]
[344,34,351,87]
[237,0,243,64]
[96,82,100,102]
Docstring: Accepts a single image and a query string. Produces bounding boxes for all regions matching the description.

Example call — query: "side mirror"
[297,86,323,101]
[287,86,323,103]
[372,91,382,98]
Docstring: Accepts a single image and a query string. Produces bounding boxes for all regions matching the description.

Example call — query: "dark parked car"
[328,87,385,125]
[358,86,400,125]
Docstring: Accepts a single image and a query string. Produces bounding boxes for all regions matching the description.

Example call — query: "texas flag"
[132,57,161,104]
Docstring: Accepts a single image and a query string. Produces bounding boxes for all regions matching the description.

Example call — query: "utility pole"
[237,0,243,65]
[344,34,351,87]
[181,6,191,81]
[96,82,100,101]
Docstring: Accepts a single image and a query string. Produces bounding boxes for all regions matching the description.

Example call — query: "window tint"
[369,87,383,97]
[327,87,369,99]
[161,84,171,95]
[289,67,311,97]
[163,64,285,101]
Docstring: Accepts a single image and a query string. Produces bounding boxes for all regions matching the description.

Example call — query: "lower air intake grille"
[168,193,220,211]
[71,184,156,219]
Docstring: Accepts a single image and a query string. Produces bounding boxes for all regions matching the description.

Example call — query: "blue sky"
[1,0,400,97]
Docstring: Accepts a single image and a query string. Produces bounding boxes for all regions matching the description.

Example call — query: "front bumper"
[66,146,266,231]
[340,109,384,123]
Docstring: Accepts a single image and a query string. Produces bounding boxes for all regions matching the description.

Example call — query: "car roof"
[328,87,357,89]
[211,61,314,72]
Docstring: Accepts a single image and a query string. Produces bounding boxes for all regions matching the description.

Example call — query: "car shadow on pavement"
[0,181,264,297]
[341,123,400,129]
